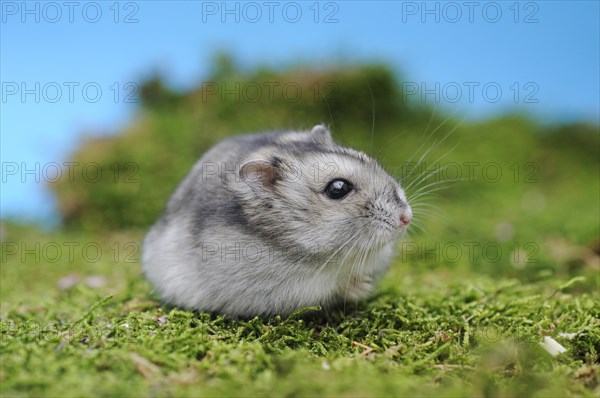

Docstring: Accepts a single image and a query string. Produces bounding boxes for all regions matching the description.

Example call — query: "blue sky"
[1,0,599,225]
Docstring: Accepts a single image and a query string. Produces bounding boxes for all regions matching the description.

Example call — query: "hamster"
[142,125,412,318]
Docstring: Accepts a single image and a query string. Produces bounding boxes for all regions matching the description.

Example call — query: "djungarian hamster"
[142,125,412,318]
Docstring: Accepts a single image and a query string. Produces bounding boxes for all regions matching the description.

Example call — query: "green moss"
[2,59,599,396]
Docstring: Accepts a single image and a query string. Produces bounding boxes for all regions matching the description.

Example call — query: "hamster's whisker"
[407,185,452,202]
[403,142,459,191]
[400,108,447,169]
[315,84,335,128]
[408,194,443,205]
[422,108,438,137]
[407,182,454,205]
[410,195,452,226]
[336,235,365,314]
[401,119,462,186]
[412,174,470,192]
[352,240,374,313]
[403,155,456,190]
[406,222,427,238]
[401,143,438,185]
[427,109,465,144]
[361,73,376,154]
[315,228,362,275]
[409,213,427,225]
[374,130,408,161]
[405,230,424,241]
[407,194,447,210]
[319,227,363,274]
[406,177,453,197]
[409,202,442,211]
[409,218,427,230]
[335,230,364,276]
[342,244,362,312]
[414,209,454,230]
[411,211,441,224]
[413,215,441,227]
[411,206,441,217]
[402,112,456,172]
[342,232,376,313]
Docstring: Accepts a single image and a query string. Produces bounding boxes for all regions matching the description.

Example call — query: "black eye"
[324,179,353,200]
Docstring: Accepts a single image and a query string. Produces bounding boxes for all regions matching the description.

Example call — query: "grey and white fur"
[142,125,412,318]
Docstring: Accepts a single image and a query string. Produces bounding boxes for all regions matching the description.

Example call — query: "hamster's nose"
[400,214,411,225]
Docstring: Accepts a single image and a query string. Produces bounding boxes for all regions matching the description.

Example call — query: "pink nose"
[400,214,411,225]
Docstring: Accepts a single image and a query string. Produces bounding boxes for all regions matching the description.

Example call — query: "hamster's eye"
[324,179,353,200]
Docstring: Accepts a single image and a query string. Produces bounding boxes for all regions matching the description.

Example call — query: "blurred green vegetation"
[2,55,599,396]
[51,56,436,231]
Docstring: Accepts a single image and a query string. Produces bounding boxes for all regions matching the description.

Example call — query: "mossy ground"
[1,198,598,397]
[1,64,599,396]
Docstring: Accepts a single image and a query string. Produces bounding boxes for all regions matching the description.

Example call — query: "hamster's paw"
[342,275,373,301]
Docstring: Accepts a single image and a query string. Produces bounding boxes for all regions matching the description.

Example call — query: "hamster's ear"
[311,124,334,146]
[239,158,282,194]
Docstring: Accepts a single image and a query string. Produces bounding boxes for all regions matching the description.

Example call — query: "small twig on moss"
[74,295,113,324]
[547,276,586,300]
[431,364,475,371]
[130,353,162,379]
[352,341,374,356]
